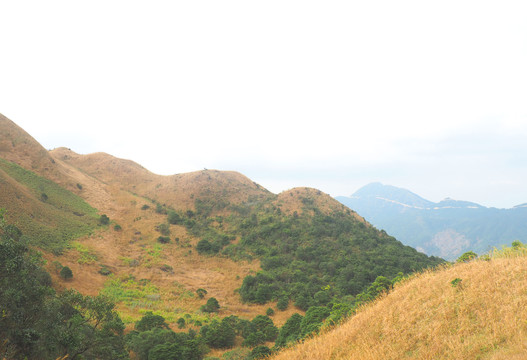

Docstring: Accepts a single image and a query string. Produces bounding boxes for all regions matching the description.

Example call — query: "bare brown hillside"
[51,147,272,212]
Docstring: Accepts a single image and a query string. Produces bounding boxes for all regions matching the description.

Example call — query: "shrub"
[160,264,174,273]
[248,345,272,360]
[167,211,183,225]
[200,318,236,349]
[141,204,150,210]
[60,266,73,280]
[201,297,220,313]
[98,266,112,276]
[157,236,171,244]
[135,311,170,332]
[266,307,275,316]
[277,296,289,311]
[113,224,122,231]
[457,251,478,263]
[196,288,208,299]
[156,223,170,236]
[99,214,110,225]
[177,317,186,329]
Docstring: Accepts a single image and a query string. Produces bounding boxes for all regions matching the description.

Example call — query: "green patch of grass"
[0,158,98,253]
[71,242,98,264]
[101,275,161,308]
[143,243,164,267]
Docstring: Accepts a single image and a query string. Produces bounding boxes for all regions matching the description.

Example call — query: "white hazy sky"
[1,1,527,208]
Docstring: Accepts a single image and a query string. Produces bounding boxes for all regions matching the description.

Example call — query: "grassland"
[0,157,98,253]
[271,245,527,360]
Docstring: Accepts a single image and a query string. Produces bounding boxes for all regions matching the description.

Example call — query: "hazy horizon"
[1,1,526,208]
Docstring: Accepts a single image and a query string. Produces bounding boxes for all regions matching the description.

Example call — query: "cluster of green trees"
[164,196,443,311]
[0,210,128,360]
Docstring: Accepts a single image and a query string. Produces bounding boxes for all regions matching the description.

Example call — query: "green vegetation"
[60,265,73,280]
[196,288,208,299]
[101,275,161,311]
[0,158,98,253]
[0,210,128,359]
[457,251,478,263]
[200,297,220,313]
[71,241,98,264]
[166,196,443,310]
[99,214,110,225]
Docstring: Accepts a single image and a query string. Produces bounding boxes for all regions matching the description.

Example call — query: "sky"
[1,1,526,209]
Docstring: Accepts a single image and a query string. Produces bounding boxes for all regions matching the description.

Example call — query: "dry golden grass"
[275,187,367,223]
[271,253,527,360]
[51,147,271,212]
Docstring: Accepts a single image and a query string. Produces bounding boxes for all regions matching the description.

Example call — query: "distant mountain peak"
[350,182,435,209]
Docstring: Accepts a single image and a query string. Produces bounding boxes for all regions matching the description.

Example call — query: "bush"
[276,296,289,311]
[99,214,110,225]
[156,223,170,236]
[196,288,208,299]
[200,318,236,349]
[201,297,220,313]
[157,236,171,244]
[135,311,170,332]
[113,224,122,231]
[167,211,183,225]
[266,307,275,316]
[248,345,272,360]
[98,266,111,276]
[60,266,73,280]
[141,204,150,210]
[457,251,478,263]
[177,317,186,329]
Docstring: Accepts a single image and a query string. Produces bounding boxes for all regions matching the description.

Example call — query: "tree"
[457,251,478,263]
[135,311,170,332]
[0,215,52,359]
[275,313,303,348]
[299,306,330,338]
[248,345,272,360]
[200,318,235,349]
[0,211,128,360]
[196,288,208,299]
[200,297,220,313]
[60,266,73,280]
[99,214,110,225]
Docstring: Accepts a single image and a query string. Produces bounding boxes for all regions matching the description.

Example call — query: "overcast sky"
[1,1,526,208]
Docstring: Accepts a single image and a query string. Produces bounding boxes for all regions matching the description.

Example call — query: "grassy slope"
[271,247,527,360]
[0,157,98,252]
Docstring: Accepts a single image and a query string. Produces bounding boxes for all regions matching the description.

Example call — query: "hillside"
[0,113,445,358]
[337,182,527,259]
[271,245,527,360]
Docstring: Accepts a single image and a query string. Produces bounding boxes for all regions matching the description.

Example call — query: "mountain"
[0,114,445,358]
[336,183,527,259]
[271,246,527,360]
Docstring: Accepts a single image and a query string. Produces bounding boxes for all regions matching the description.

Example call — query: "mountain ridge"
[337,182,527,259]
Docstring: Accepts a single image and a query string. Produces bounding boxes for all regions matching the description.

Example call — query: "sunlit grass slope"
[272,247,527,360]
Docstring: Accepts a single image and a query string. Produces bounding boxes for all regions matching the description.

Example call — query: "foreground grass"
[271,246,527,360]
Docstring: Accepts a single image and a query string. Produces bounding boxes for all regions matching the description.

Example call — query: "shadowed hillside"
[271,245,527,360]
